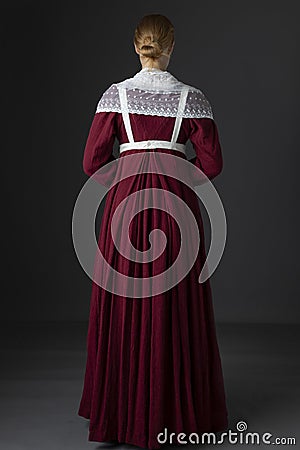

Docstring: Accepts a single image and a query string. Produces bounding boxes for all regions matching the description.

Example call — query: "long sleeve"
[188,118,223,180]
[83,111,117,176]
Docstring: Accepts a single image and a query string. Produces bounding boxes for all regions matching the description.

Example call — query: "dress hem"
[78,409,229,449]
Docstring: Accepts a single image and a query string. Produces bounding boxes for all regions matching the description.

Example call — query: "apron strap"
[118,85,189,145]
[118,86,135,143]
[171,86,189,144]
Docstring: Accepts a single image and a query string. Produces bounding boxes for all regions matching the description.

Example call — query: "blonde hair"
[134,14,175,60]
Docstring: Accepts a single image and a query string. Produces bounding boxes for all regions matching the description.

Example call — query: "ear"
[169,40,175,54]
[134,42,140,55]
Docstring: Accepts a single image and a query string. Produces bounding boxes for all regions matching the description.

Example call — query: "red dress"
[77,110,228,448]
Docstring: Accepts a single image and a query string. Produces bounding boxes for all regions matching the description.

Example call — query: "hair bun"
[140,35,162,59]
[142,35,154,46]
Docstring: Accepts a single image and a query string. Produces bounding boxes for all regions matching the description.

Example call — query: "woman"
[77,13,228,449]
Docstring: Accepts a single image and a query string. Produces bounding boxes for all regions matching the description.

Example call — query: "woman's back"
[77,13,228,450]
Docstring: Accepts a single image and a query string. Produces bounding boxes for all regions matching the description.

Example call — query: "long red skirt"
[77,149,228,449]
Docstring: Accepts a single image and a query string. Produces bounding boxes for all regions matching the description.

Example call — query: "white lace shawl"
[95,68,214,119]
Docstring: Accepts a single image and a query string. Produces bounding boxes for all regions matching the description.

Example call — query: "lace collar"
[95,68,214,119]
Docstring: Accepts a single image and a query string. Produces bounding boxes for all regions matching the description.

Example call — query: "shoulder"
[95,83,121,114]
[94,74,135,113]
[180,81,214,119]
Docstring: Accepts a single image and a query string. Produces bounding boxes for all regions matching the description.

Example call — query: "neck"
[141,66,167,72]
[140,55,170,71]
[142,63,167,69]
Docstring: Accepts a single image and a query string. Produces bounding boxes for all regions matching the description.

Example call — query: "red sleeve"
[83,111,117,176]
[188,118,223,180]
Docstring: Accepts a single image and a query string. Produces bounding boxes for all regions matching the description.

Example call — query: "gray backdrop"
[2,0,299,323]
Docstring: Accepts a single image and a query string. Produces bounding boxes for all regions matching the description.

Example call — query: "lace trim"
[95,68,214,119]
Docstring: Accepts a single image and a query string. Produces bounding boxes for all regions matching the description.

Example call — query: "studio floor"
[0,321,299,449]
